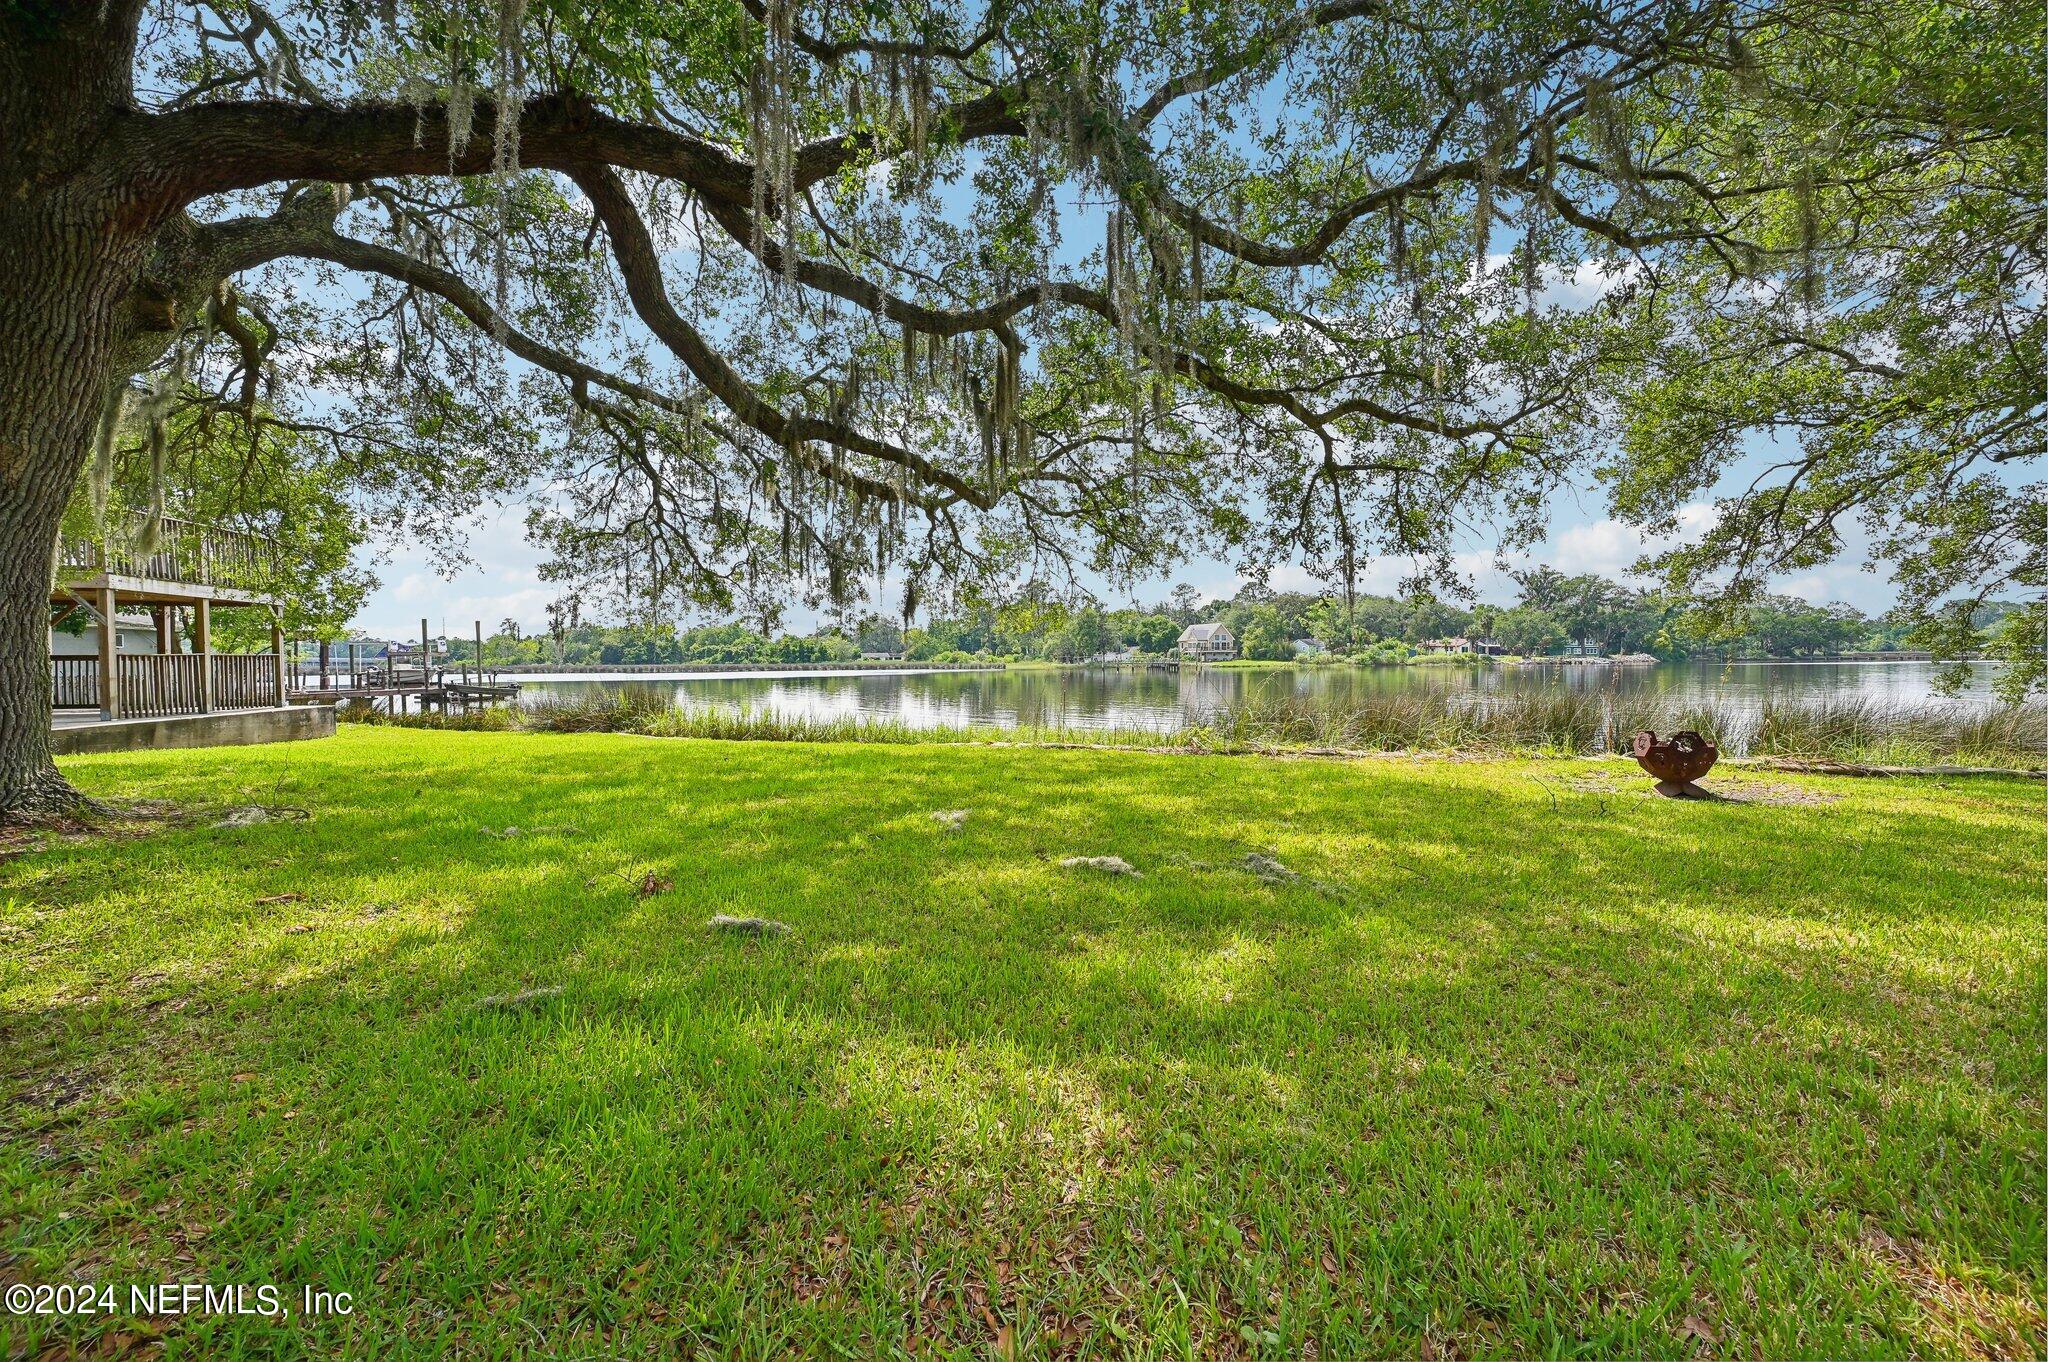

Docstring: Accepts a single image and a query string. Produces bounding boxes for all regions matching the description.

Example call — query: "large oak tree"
[0,0,2036,816]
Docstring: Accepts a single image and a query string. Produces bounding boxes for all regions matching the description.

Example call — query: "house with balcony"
[1174,622,1237,661]
[48,514,333,753]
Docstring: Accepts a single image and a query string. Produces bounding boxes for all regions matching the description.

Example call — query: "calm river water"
[513,661,2009,736]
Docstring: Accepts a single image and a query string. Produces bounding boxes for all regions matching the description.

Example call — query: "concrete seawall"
[52,705,336,756]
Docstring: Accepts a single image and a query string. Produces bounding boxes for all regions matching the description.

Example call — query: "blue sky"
[348,483,1893,640]
[338,245,1899,640]
[334,84,1908,640]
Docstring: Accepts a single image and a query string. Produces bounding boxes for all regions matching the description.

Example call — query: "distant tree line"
[426,575,2009,669]
[1179,570,1969,662]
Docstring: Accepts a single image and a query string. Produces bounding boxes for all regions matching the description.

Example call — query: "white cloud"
[1542,503,1718,580]
[1547,518,1661,579]
[344,493,1904,637]
[354,509,555,639]
[1542,258,1639,310]
[1471,255,1641,310]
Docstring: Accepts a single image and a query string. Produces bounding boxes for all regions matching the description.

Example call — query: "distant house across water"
[1176,622,1237,661]
[1418,636,1506,656]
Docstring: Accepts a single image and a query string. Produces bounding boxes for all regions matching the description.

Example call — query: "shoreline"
[496,663,1006,679]
[341,688,2046,771]
[492,655,1992,678]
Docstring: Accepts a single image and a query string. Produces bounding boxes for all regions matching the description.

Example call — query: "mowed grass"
[2,727,2041,1359]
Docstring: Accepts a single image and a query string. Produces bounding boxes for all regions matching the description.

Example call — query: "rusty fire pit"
[1632,730,1719,798]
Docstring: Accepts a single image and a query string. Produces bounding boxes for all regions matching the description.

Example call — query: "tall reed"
[1194,692,2040,764]
[337,687,2045,767]
[1748,696,2046,765]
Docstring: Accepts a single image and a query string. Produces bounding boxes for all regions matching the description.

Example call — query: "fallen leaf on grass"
[637,872,672,898]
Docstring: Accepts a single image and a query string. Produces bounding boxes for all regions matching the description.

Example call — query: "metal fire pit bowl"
[1632,730,1719,798]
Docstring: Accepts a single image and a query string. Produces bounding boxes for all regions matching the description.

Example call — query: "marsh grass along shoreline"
[345,689,2047,769]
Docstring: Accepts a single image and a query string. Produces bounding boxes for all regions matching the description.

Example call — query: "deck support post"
[152,605,172,654]
[196,599,213,713]
[270,608,286,708]
[95,586,118,721]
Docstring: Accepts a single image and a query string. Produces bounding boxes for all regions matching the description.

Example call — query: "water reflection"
[516,661,2008,735]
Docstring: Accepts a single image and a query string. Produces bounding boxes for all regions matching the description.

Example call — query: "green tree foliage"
[1591,0,2042,694]
[1404,596,1470,644]
[1512,569,1673,654]
[444,569,1936,667]
[1303,597,1358,651]
[449,620,842,666]
[1069,608,1116,660]
[65,397,374,650]
[55,0,2027,658]
[855,616,904,657]
[1094,607,1180,655]
[1693,597,1872,659]
[5,0,2037,817]
[1490,606,1566,657]
[1239,608,1294,661]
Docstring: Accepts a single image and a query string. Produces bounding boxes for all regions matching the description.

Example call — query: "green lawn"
[3,728,2041,1358]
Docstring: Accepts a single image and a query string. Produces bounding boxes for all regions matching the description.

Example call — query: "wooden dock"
[287,618,522,715]
[289,665,520,713]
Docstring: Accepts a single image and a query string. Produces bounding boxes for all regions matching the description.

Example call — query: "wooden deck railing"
[51,657,99,709]
[57,514,278,592]
[49,653,282,715]
[212,653,280,708]
[119,654,206,719]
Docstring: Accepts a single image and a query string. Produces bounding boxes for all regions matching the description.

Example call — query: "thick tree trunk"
[0,4,155,819]
[0,212,140,817]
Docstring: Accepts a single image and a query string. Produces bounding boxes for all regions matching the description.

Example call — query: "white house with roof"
[1175,622,1237,661]
[1418,636,1506,656]
[50,610,161,658]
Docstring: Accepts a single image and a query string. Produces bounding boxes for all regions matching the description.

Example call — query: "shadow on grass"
[5,734,2042,1357]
